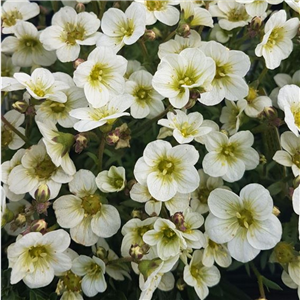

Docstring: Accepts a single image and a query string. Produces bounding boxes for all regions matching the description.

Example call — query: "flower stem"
[47,223,59,232]
[250,262,266,299]
[258,67,268,84]
[106,256,133,266]
[1,115,30,145]
[138,39,149,62]
[163,30,176,42]
[98,134,106,172]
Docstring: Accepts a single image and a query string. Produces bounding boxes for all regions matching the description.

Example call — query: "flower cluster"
[1,1,299,300]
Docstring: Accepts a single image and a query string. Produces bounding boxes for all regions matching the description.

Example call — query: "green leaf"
[262,276,283,291]
[85,152,99,165]
[267,182,285,196]
[29,290,49,300]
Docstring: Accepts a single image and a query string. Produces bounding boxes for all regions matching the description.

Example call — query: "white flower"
[219,100,247,135]
[134,140,200,201]
[236,0,281,17]
[158,30,202,59]
[14,68,69,103]
[136,0,180,26]
[7,230,72,288]
[70,94,133,132]
[199,41,250,106]
[130,182,191,216]
[125,70,164,119]
[255,10,299,70]
[158,110,212,144]
[209,0,252,31]
[190,169,229,215]
[152,48,215,109]
[209,24,232,43]
[292,186,300,240]
[35,86,88,128]
[36,121,76,176]
[1,110,25,150]
[40,6,100,62]
[202,131,259,182]
[239,87,272,118]
[277,84,300,136]
[1,77,25,92]
[125,60,145,79]
[143,218,187,260]
[282,271,300,299]
[194,120,220,145]
[1,21,57,67]
[183,250,221,300]
[1,0,40,34]
[273,131,300,177]
[1,53,20,77]
[121,217,157,257]
[205,184,282,263]
[8,143,73,199]
[95,166,126,193]
[73,47,127,108]
[98,3,146,52]
[285,0,300,14]
[72,255,107,297]
[53,169,121,246]
[202,233,232,268]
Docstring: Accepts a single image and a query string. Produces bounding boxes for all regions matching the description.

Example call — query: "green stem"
[1,115,30,145]
[98,134,106,172]
[163,30,176,42]
[99,1,107,20]
[106,256,133,266]
[138,39,149,62]
[250,262,266,299]
[47,223,59,232]
[258,67,268,84]
[131,104,172,138]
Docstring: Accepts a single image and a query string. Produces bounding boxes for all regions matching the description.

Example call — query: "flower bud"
[131,209,143,219]
[143,29,156,41]
[138,258,162,281]
[272,206,280,217]
[12,100,29,113]
[73,58,85,69]
[259,154,267,165]
[176,23,191,38]
[33,201,51,215]
[176,277,186,291]
[106,129,120,145]
[172,212,186,231]
[95,246,107,260]
[74,134,88,154]
[34,184,50,203]
[248,16,263,37]
[273,242,296,264]
[129,244,145,260]
[29,219,47,233]
[75,2,85,13]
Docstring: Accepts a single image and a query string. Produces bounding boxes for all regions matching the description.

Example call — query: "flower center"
[28,245,47,260]
[89,64,103,82]
[120,26,134,37]
[162,227,176,239]
[63,270,82,292]
[137,225,152,237]
[49,102,66,113]
[81,194,102,215]
[34,155,57,179]
[198,188,210,204]
[291,105,300,128]
[190,265,202,278]
[87,262,102,276]
[146,0,167,11]
[33,86,46,98]
[292,152,300,168]
[2,10,22,27]
[208,239,219,249]
[135,87,150,103]
[246,87,258,104]
[22,37,39,48]
[64,24,85,45]
[266,28,284,48]
[236,209,253,228]
[158,159,174,175]
[1,129,13,147]
[178,76,194,87]
[221,143,236,158]
[215,64,227,79]
[227,6,248,22]
[178,121,197,137]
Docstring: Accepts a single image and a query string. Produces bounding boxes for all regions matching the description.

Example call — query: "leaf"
[267,182,285,196]
[29,290,49,300]
[261,276,283,291]
[85,152,99,165]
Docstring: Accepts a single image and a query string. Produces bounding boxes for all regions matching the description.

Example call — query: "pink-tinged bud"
[264,106,278,118]
[12,100,29,113]
[176,23,191,38]
[106,129,120,145]
[248,16,263,37]
[75,2,85,13]
[74,134,88,154]
[143,29,156,41]
[30,219,47,233]
[33,201,51,216]
[129,244,145,260]
[73,58,85,69]
[34,184,50,203]
[172,212,186,231]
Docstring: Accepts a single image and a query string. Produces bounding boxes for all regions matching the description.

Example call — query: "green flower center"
[190,265,202,278]
[178,76,194,87]
[215,64,227,79]
[33,86,46,98]
[246,87,258,105]
[227,7,248,22]
[208,239,219,249]
[63,270,82,292]
[49,102,66,113]
[158,159,174,175]
[2,10,22,27]
[28,245,47,259]
[135,87,151,102]
[120,26,134,37]
[198,188,210,204]
[221,143,236,157]
[87,262,102,276]
[34,156,57,179]
[267,28,284,48]
[291,105,300,128]
[81,194,102,215]
[292,152,300,168]
[178,121,198,137]
[137,225,152,237]
[64,24,85,45]
[162,227,176,239]
[236,209,253,228]
[1,129,13,147]
[22,37,39,48]
[146,0,167,11]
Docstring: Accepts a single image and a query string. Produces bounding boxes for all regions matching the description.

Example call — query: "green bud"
[138,258,162,281]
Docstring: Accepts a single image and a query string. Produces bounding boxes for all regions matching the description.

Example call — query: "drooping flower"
[73,46,127,108]
[133,140,200,201]
[202,131,259,182]
[53,169,121,246]
[255,10,299,70]
[7,229,72,288]
[205,184,282,263]
[40,6,100,62]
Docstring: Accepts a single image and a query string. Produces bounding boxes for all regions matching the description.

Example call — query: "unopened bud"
[176,23,191,38]
[259,154,267,165]
[74,134,88,154]
[185,97,197,110]
[29,219,47,233]
[143,30,156,41]
[249,16,263,38]
[176,277,186,291]
[106,129,120,145]
[272,206,280,217]
[172,212,186,231]
[34,184,50,203]
[73,58,85,69]
[138,258,162,281]
[114,123,131,149]
[129,244,145,260]
[15,214,27,227]
[264,106,278,118]
[124,179,137,197]
[131,209,143,219]
[12,100,29,113]
[75,2,85,13]
[39,5,50,15]
[273,242,295,264]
